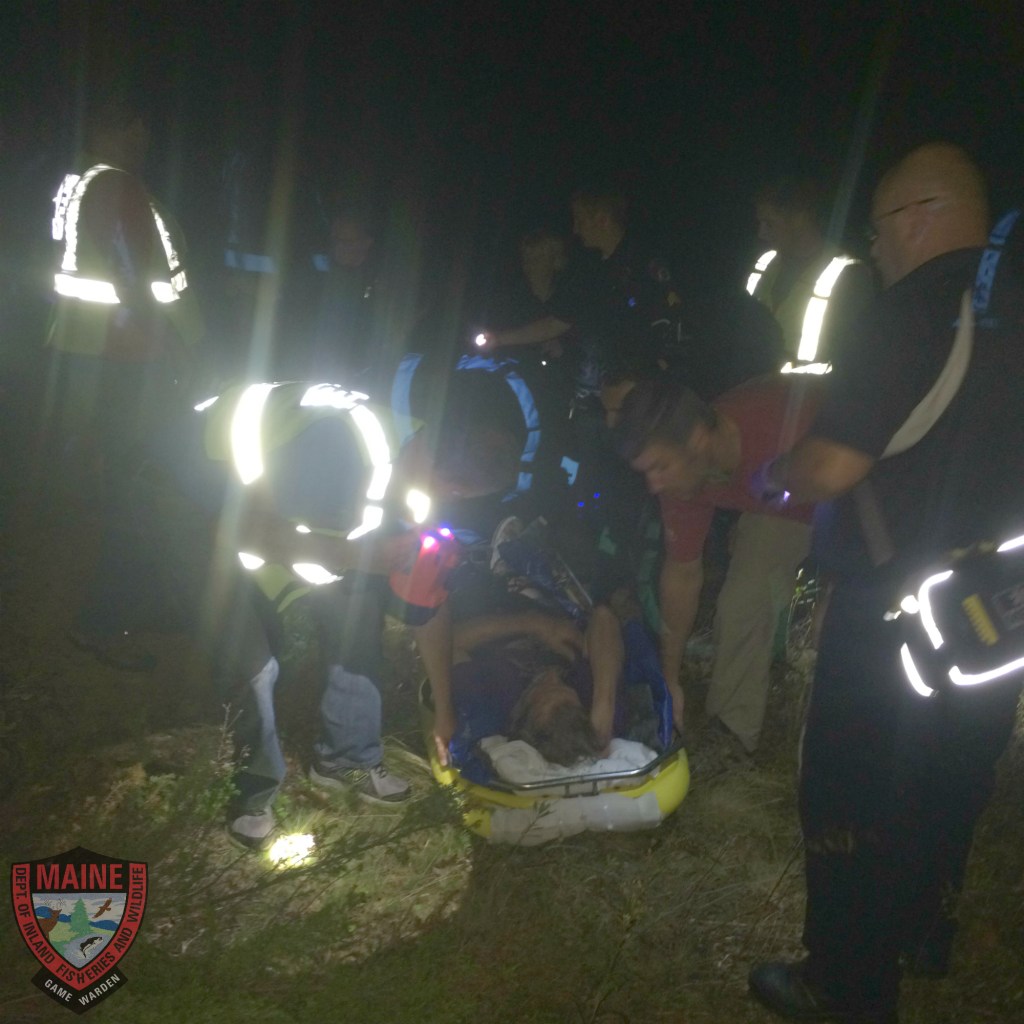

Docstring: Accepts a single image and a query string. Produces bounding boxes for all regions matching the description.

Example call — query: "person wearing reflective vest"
[46,92,203,486]
[748,175,875,375]
[183,381,457,849]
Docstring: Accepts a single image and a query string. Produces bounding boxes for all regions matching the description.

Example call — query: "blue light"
[577,501,585,508]
[593,492,600,499]
[628,297,637,308]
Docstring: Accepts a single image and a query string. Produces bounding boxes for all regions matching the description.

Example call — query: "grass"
[2,499,1024,1024]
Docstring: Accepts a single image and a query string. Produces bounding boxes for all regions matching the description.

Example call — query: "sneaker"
[309,761,411,804]
[227,810,277,852]
[70,630,157,672]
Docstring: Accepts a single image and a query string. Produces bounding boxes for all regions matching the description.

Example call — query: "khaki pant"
[706,512,811,751]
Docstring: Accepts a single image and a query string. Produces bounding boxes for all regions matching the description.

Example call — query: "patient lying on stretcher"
[450,594,661,771]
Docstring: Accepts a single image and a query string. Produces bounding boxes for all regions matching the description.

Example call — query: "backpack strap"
[973,207,1021,320]
[859,211,1021,564]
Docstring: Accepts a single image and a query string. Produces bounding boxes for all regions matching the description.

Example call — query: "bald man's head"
[870,143,989,287]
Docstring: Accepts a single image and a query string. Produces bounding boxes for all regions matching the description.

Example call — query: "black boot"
[748,961,898,1024]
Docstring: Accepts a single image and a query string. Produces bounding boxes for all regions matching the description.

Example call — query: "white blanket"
[479,736,657,786]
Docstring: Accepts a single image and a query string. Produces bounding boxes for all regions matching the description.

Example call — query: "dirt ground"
[2,370,1024,1024]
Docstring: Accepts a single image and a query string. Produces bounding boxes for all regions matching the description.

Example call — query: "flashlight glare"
[268,833,316,868]
[474,333,487,347]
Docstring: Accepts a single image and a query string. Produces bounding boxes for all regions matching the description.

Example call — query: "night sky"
[3,1,1023,293]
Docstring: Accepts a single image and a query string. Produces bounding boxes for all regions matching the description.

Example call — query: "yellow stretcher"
[421,684,690,846]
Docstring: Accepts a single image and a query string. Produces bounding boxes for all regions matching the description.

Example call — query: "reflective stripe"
[781,361,831,375]
[238,552,342,588]
[916,569,954,650]
[405,488,431,524]
[949,655,1024,687]
[796,256,859,362]
[900,643,935,698]
[54,273,119,304]
[291,562,342,585]
[231,383,277,484]
[348,403,392,500]
[52,174,81,241]
[300,383,371,411]
[745,249,777,295]
[997,533,1024,554]
[346,504,384,541]
[149,205,186,300]
[58,164,115,273]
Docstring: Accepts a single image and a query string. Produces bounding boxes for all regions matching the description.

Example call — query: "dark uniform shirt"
[548,235,685,382]
[810,247,1024,580]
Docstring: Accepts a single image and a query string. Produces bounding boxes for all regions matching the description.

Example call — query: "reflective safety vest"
[390,353,542,498]
[52,164,188,305]
[196,381,429,611]
[746,248,860,374]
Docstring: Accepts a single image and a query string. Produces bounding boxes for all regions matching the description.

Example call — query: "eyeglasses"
[866,196,941,242]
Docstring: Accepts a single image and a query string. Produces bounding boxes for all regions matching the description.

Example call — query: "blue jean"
[234,657,384,814]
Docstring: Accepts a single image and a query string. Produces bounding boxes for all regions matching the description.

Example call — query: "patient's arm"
[452,610,584,663]
[585,604,625,751]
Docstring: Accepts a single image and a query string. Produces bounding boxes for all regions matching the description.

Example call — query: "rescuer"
[46,88,203,490]
[748,175,875,374]
[152,380,528,851]
[613,373,825,752]
[153,381,467,850]
[48,87,204,671]
[747,144,1024,1024]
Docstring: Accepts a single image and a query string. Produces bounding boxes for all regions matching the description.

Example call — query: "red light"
[421,535,438,551]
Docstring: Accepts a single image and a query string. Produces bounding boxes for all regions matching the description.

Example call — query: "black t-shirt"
[547,236,677,368]
[810,247,1024,580]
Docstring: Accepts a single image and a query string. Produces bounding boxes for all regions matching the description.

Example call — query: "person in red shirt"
[613,374,823,751]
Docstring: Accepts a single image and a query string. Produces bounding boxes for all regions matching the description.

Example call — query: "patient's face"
[521,669,582,731]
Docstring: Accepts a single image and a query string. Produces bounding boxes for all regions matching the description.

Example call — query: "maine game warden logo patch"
[11,846,147,1014]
